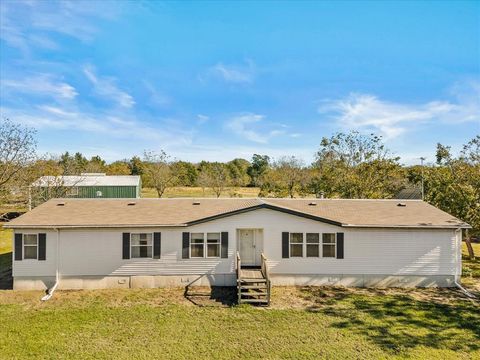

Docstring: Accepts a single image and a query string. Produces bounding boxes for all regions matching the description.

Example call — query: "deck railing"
[261,253,271,305]
[236,251,242,282]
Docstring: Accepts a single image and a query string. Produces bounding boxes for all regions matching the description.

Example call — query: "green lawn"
[0,225,12,278]
[142,186,260,198]
[0,225,11,253]
[0,287,479,359]
[0,228,479,359]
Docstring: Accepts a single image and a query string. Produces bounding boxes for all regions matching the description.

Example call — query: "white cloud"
[207,60,255,84]
[143,81,171,107]
[0,105,191,145]
[319,81,480,139]
[83,65,135,108]
[197,114,209,124]
[0,0,121,53]
[226,113,285,143]
[1,74,78,100]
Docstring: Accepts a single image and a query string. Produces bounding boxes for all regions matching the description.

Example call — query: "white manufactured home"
[4,198,469,303]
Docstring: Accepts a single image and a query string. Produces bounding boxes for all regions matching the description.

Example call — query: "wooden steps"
[236,253,271,306]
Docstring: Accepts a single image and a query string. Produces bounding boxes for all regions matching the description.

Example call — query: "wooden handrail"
[261,253,269,282]
[261,253,271,305]
[236,251,241,281]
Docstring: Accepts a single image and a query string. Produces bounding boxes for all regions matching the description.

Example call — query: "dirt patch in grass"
[270,286,478,309]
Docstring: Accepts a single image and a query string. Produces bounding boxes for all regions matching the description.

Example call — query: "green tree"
[260,156,309,198]
[227,158,250,187]
[247,154,270,186]
[420,138,480,239]
[129,156,144,176]
[311,131,403,198]
[172,161,198,186]
[106,160,131,175]
[85,155,106,173]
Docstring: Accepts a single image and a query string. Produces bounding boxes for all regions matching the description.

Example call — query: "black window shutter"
[182,232,190,259]
[282,232,289,258]
[14,233,22,261]
[153,232,161,259]
[38,233,46,260]
[336,232,344,259]
[122,233,130,259]
[221,232,228,258]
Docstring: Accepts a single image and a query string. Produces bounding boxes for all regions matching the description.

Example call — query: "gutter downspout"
[454,228,476,299]
[41,228,60,301]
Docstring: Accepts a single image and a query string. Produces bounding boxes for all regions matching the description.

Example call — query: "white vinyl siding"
[13,230,56,277]
[13,209,459,278]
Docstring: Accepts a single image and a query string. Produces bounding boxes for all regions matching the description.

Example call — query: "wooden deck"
[240,269,264,279]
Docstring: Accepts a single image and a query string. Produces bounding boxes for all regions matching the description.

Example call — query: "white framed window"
[23,234,38,260]
[190,233,204,258]
[289,233,303,257]
[206,233,221,257]
[306,233,320,257]
[322,233,336,258]
[130,233,153,258]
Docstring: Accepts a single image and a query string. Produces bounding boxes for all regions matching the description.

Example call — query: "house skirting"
[13,274,237,290]
[270,274,456,287]
[13,273,456,290]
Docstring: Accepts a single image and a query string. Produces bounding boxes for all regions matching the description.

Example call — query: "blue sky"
[1,0,479,164]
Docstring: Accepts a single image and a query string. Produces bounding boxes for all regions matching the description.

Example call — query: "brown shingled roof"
[4,198,470,229]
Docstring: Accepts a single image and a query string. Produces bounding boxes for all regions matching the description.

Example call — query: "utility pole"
[420,157,426,201]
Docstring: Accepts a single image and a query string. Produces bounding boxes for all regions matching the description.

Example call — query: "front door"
[239,229,256,266]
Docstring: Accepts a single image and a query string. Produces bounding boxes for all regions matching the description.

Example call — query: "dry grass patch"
[142,186,260,198]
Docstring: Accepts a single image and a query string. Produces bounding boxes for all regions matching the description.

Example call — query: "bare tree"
[198,162,229,198]
[28,156,86,208]
[142,150,177,197]
[0,119,37,205]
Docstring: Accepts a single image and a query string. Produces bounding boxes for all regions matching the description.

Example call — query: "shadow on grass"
[299,287,480,354]
[184,286,237,307]
[0,252,13,290]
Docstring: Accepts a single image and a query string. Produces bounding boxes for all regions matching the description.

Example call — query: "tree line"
[1,118,479,237]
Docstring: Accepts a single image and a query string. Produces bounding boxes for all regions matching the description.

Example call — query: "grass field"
[142,186,261,198]
[0,286,479,359]
[0,228,479,359]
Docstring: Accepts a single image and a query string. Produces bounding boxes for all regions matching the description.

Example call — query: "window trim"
[322,233,337,258]
[289,232,304,258]
[130,232,154,259]
[23,233,38,260]
[306,233,320,258]
[190,232,205,258]
[206,232,221,258]
[189,232,222,259]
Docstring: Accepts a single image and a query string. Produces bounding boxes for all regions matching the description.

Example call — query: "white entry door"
[239,229,257,266]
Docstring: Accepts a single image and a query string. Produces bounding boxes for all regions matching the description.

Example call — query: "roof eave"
[2,223,188,229]
[186,203,344,227]
[343,224,472,229]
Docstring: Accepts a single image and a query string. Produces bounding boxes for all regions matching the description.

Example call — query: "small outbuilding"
[30,173,141,207]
